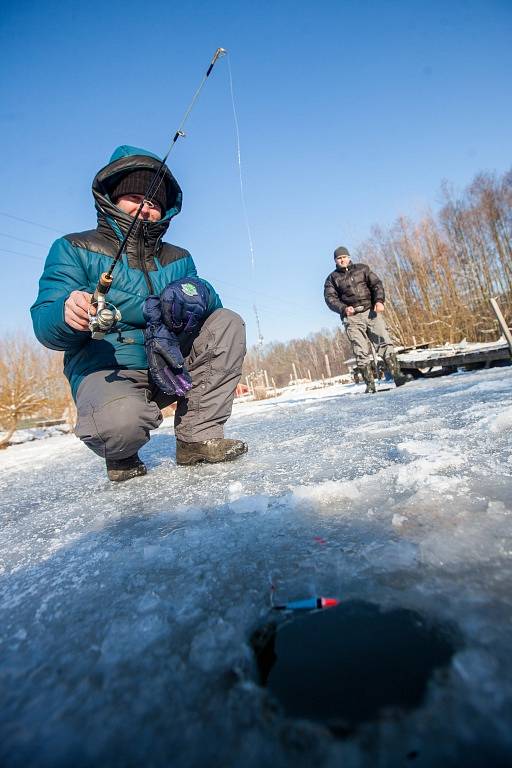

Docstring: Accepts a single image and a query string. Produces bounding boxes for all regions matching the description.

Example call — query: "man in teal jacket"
[31,146,247,481]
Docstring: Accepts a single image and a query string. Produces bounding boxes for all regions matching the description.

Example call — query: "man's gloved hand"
[143,295,192,397]
[160,278,211,341]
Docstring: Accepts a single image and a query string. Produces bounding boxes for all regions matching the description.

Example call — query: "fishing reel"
[89,299,122,340]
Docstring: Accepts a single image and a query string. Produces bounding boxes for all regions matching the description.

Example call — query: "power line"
[212,277,306,312]
[0,232,47,247]
[0,247,42,261]
[0,211,62,233]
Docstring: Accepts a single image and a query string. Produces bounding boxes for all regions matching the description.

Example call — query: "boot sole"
[176,447,247,466]
[107,466,147,482]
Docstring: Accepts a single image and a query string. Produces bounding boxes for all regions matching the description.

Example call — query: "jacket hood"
[92,145,183,242]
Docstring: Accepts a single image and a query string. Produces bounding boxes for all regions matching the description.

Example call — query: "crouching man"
[31,145,247,481]
[323,246,407,393]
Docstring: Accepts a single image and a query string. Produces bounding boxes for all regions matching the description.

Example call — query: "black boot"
[106,453,147,482]
[386,353,408,387]
[361,364,376,394]
[176,438,248,466]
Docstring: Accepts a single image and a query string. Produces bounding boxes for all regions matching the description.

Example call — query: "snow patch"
[488,405,512,434]
[3,424,71,444]
[395,440,465,489]
[291,479,361,506]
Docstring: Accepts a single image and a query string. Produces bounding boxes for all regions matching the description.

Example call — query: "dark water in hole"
[252,600,460,736]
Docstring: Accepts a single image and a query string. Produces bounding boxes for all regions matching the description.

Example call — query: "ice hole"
[251,600,460,738]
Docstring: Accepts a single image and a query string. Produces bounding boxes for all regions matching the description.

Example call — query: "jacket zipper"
[139,222,154,294]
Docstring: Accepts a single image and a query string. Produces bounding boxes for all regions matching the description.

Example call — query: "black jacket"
[323,262,385,317]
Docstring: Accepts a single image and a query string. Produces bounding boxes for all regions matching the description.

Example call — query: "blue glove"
[160,278,211,342]
[143,296,192,397]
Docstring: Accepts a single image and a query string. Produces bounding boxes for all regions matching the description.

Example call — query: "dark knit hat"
[109,169,169,213]
[334,246,350,260]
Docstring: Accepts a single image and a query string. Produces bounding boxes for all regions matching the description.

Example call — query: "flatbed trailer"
[398,340,511,378]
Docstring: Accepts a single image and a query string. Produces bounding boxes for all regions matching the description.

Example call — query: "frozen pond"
[1,368,512,767]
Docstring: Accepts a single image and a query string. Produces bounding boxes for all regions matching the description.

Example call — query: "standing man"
[31,145,247,481]
[323,246,407,393]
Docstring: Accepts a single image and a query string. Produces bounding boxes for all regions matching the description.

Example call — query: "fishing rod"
[90,47,227,339]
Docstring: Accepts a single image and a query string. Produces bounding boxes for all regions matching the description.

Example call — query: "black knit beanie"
[334,246,350,260]
[109,169,169,213]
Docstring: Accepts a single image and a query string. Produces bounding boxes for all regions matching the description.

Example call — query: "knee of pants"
[193,308,247,372]
[206,308,246,339]
[75,396,162,458]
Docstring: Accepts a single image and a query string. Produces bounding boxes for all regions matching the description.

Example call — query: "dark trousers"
[74,309,246,459]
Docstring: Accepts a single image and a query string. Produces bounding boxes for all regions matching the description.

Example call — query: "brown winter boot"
[361,364,376,394]
[176,438,248,466]
[106,453,147,482]
[386,353,408,387]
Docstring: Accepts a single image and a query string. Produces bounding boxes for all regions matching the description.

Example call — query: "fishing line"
[101,48,227,286]
[90,48,227,339]
[130,48,228,245]
[227,54,256,276]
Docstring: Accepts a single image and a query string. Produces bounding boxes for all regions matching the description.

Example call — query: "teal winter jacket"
[31,146,222,399]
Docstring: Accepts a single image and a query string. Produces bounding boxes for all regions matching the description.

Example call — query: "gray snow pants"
[344,309,395,367]
[74,309,246,460]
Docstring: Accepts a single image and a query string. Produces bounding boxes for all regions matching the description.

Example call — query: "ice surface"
[1,423,71,444]
[1,367,512,767]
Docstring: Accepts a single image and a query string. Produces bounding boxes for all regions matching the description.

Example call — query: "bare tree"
[243,328,352,386]
[0,336,49,448]
[356,167,512,347]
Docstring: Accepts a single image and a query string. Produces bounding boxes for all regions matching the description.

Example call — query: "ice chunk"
[228,494,270,514]
[488,405,512,434]
[291,479,361,505]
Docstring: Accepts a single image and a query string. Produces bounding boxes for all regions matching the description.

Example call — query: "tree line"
[0,338,74,447]
[243,328,353,389]
[356,169,512,346]
[244,167,512,382]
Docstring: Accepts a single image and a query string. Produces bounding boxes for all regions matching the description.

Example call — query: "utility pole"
[253,304,265,382]
[253,304,264,350]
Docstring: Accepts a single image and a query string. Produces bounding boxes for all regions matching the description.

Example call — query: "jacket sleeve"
[182,254,223,315]
[324,274,347,317]
[365,266,385,305]
[30,238,92,351]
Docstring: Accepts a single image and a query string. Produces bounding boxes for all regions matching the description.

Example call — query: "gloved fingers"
[154,363,192,397]
[146,347,192,397]
[144,298,194,397]
[144,324,185,367]
[153,339,184,369]
[165,367,192,397]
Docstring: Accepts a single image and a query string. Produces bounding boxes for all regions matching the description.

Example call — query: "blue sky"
[1,0,511,347]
